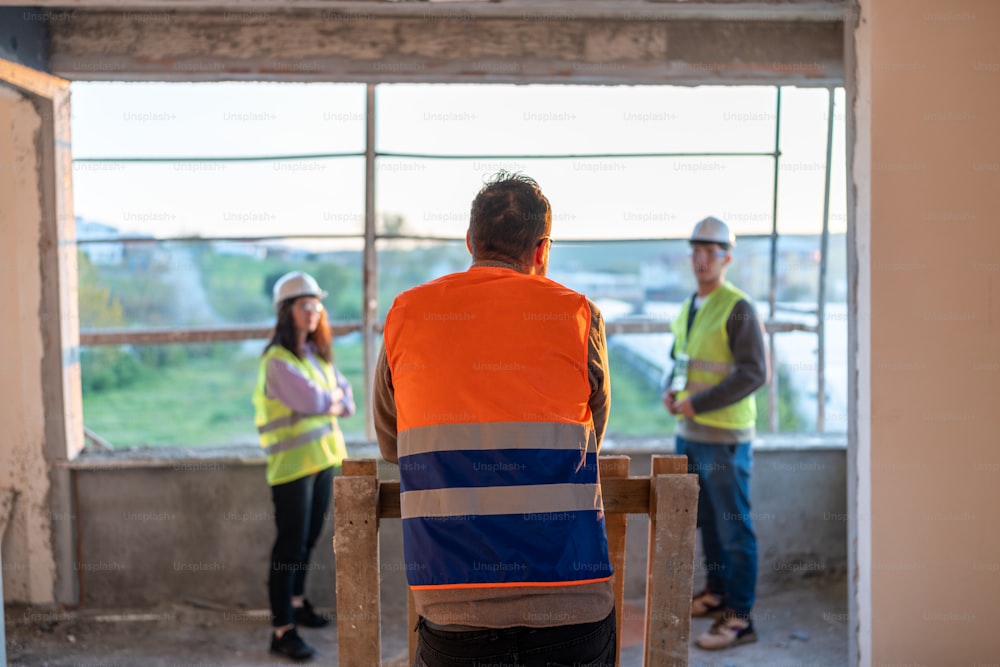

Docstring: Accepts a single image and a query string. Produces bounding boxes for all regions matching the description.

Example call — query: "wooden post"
[652,454,688,476]
[334,459,381,666]
[408,587,418,665]
[645,455,698,667]
[599,455,630,663]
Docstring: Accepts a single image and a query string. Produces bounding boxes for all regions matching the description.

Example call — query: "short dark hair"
[468,171,551,265]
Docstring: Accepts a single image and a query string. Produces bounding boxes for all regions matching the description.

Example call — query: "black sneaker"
[293,599,330,628]
[270,627,316,662]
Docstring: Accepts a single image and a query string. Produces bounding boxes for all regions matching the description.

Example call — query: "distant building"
[639,255,688,302]
[549,269,644,305]
[76,218,124,266]
[213,241,266,259]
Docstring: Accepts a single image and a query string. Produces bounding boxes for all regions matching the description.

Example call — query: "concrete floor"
[5,577,846,666]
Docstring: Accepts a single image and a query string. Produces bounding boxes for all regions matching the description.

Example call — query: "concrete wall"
[72,461,326,608]
[70,445,846,614]
[0,9,49,72]
[45,6,844,85]
[0,66,83,607]
[856,0,1000,663]
[0,85,54,605]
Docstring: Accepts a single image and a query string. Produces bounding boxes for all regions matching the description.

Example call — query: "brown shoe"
[696,609,757,650]
[691,589,726,618]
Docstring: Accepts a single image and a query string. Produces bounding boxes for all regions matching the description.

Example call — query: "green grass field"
[82,338,799,448]
[605,346,675,437]
[82,341,367,448]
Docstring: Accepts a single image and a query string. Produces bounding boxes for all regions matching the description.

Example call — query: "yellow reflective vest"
[253,345,347,486]
[670,281,757,431]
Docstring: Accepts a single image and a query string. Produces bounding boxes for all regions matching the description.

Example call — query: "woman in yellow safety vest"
[252,270,353,662]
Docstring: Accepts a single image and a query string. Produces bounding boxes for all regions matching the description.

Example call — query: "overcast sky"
[70,82,847,243]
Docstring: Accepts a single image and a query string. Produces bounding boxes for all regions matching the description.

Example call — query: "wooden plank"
[333,473,381,666]
[0,57,69,97]
[652,454,688,476]
[77,317,811,346]
[600,455,630,664]
[377,477,653,518]
[342,457,377,477]
[79,321,362,346]
[408,587,418,665]
[644,474,699,667]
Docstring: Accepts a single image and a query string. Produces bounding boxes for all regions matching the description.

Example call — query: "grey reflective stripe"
[398,422,597,459]
[688,358,734,375]
[264,423,334,455]
[400,483,603,519]
[257,413,305,435]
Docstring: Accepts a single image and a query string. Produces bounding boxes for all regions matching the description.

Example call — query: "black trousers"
[414,608,616,667]
[268,466,333,627]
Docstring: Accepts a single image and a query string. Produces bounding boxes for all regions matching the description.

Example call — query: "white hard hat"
[273,271,327,308]
[689,216,736,248]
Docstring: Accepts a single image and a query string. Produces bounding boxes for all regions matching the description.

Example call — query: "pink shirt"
[265,345,355,417]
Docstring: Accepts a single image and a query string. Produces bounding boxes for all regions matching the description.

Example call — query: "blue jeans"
[268,466,334,627]
[675,436,757,617]
[413,609,616,667]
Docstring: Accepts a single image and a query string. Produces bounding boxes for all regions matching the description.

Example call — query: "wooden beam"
[644,470,699,666]
[600,455,630,664]
[79,321,362,346]
[77,317,808,346]
[652,454,688,476]
[0,57,69,97]
[48,11,843,85]
[377,476,654,519]
[333,462,381,666]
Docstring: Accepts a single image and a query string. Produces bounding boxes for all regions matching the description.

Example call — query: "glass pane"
[607,331,675,438]
[71,81,849,442]
[71,82,366,158]
[377,84,777,155]
[73,158,365,239]
[81,339,367,448]
[377,156,775,241]
[829,87,849,235]
[77,243,362,328]
[775,87,833,236]
[376,239,468,319]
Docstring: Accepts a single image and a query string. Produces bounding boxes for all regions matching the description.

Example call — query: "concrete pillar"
[0,64,82,606]
[853,0,1000,663]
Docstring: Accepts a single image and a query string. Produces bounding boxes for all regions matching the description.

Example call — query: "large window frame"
[77,82,844,444]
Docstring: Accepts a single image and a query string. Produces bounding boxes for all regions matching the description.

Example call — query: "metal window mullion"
[363,83,378,442]
[767,87,783,433]
[817,88,837,433]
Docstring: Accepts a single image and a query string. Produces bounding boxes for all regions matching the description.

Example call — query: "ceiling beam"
[49,11,843,85]
[6,1,851,22]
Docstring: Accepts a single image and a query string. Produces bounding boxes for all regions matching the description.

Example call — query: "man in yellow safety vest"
[664,216,769,651]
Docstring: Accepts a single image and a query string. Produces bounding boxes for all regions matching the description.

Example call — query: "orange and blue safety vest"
[382,267,613,590]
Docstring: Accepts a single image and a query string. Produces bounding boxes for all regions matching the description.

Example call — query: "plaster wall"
[861,0,1000,662]
[0,86,56,604]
